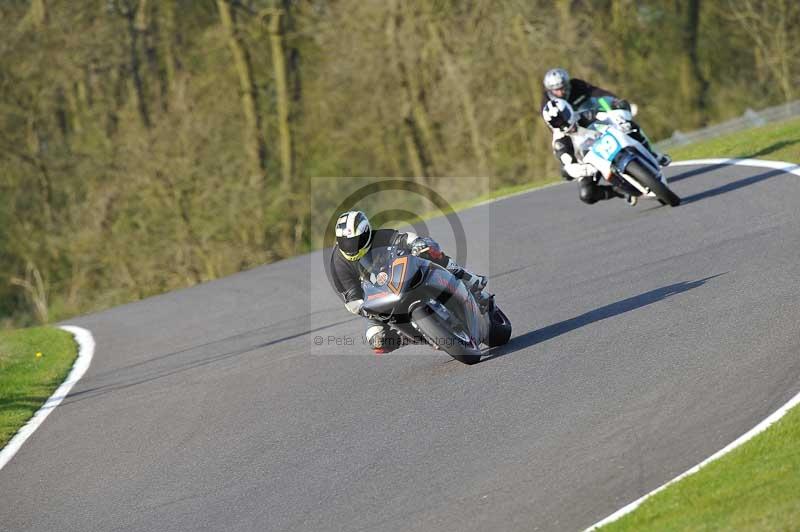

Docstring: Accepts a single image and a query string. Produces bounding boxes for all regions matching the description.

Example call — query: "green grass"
[601,407,800,531]
[372,179,562,231]
[0,327,78,448]
[431,179,560,219]
[593,116,800,530]
[668,116,800,164]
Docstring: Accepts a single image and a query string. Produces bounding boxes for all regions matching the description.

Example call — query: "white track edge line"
[585,157,800,530]
[0,325,95,471]
[671,158,800,177]
[473,180,566,207]
[586,388,800,530]
[477,157,800,210]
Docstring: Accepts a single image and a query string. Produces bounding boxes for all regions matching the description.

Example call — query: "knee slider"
[366,325,402,352]
[365,325,386,346]
[579,184,598,204]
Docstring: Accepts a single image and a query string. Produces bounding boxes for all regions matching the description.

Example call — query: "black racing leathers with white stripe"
[542,79,657,157]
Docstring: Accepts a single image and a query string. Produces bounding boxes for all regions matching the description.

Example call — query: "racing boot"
[643,142,671,167]
[584,184,624,204]
[459,269,488,294]
[448,262,492,311]
[642,143,671,166]
[607,181,638,206]
[629,126,671,167]
[654,152,672,167]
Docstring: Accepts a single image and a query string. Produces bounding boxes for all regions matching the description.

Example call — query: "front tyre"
[411,306,481,365]
[625,159,681,207]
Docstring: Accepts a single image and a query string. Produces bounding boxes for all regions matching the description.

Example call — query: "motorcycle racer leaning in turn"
[542,97,637,205]
[544,95,672,207]
[541,68,671,192]
[328,210,490,354]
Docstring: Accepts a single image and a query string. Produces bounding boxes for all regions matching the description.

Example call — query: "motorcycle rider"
[542,97,639,206]
[328,210,490,354]
[541,67,671,170]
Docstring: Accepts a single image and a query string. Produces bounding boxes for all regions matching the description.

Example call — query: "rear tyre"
[626,159,681,207]
[411,306,481,365]
[487,306,512,347]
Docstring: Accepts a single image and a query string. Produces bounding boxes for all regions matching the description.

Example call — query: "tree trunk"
[428,21,488,181]
[26,117,54,227]
[156,0,177,109]
[18,0,47,31]
[513,15,540,109]
[217,0,267,185]
[387,0,435,180]
[609,0,629,77]
[684,0,709,124]
[404,17,440,175]
[269,10,293,190]
[775,0,794,101]
[31,0,47,25]
[403,118,426,179]
[123,0,151,128]
[66,83,83,134]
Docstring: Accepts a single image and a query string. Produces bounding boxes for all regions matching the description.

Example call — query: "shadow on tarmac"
[480,273,727,363]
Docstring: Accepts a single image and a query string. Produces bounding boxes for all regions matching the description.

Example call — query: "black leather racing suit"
[329,229,451,305]
[328,228,463,352]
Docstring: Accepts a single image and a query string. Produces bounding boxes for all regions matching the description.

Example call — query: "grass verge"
[593,116,800,530]
[0,327,78,449]
[668,116,800,163]
[599,406,800,531]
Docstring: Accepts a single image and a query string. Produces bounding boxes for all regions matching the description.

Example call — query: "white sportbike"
[572,106,681,207]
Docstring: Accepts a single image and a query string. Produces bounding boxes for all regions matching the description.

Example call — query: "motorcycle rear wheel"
[487,306,512,347]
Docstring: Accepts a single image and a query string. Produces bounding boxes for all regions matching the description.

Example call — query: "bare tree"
[728,0,799,102]
[217,0,268,183]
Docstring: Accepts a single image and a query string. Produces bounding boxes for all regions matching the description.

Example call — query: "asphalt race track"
[2,161,799,532]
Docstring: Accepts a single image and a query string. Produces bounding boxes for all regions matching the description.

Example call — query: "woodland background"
[1,0,798,325]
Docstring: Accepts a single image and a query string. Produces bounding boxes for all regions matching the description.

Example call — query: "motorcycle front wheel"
[411,306,482,365]
[626,159,681,207]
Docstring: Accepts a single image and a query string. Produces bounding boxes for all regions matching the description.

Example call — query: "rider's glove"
[410,236,444,260]
[600,110,631,132]
[612,99,632,111]
[614,116,632,133]
[564,162,596,179]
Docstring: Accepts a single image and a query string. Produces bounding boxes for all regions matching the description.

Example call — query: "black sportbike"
[359,245,512,364]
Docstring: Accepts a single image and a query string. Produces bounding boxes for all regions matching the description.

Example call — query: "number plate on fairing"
[591,132,622,161]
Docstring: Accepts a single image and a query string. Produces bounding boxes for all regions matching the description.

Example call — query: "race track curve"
[1,160,799,532]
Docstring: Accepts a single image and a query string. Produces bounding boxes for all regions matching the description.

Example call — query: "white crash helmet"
[543,68,571,100]
[542,98,577,133]
[335,210,373,261]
